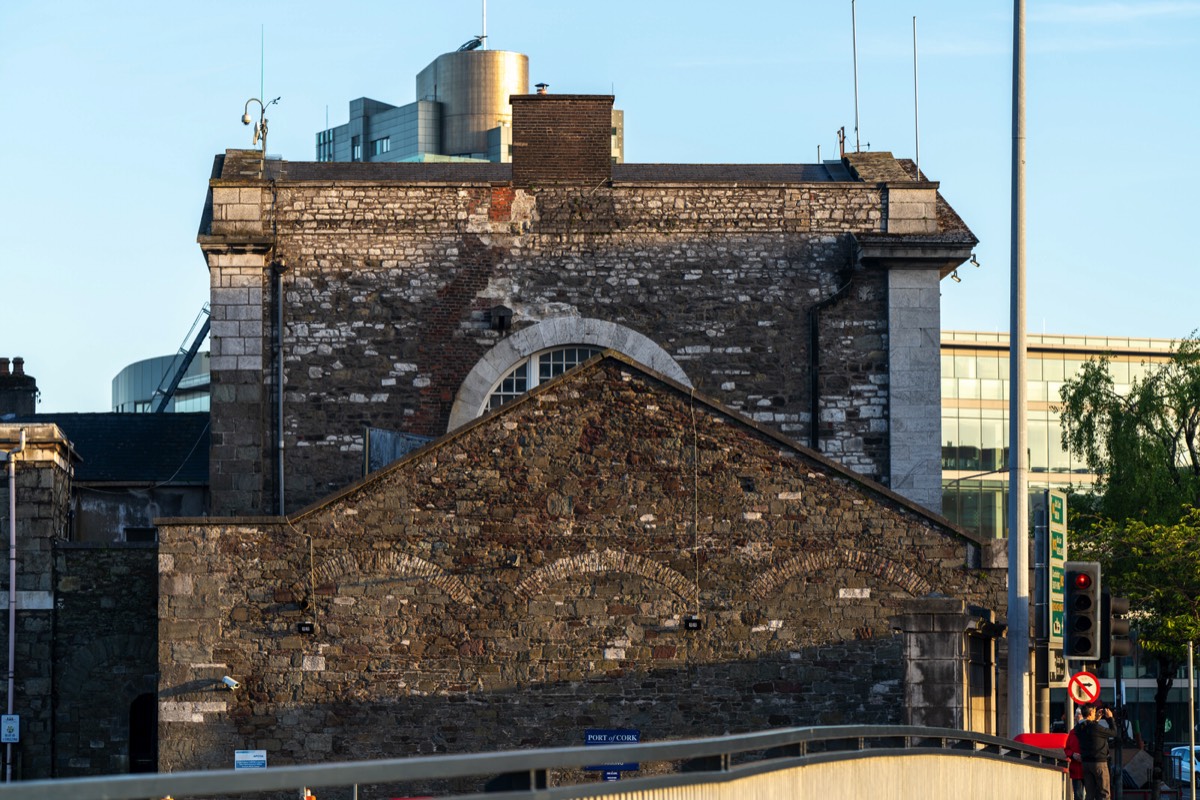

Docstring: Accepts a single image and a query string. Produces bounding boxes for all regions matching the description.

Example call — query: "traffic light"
[1101,592,1133,662]
[1064,561,1101,660]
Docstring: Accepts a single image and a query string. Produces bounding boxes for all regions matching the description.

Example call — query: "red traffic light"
[1072,572,1094,590]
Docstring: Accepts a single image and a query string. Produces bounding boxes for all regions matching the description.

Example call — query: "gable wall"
[158,363,1003,775]
[209,164,894,513]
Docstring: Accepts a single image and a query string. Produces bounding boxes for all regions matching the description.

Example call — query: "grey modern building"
[111,352,210,413]
[316,46,624,164]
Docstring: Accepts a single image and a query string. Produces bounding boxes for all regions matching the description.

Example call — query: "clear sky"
[2,1,1197,412]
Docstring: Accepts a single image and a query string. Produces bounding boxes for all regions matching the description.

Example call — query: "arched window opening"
[487,346,603,411]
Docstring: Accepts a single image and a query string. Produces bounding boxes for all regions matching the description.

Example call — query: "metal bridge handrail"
[0,725,1066,800]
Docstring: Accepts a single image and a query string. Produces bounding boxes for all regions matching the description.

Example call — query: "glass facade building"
[941,331,1177,538]
[112,353,211,413]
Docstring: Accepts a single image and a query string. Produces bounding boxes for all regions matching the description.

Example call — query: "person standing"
[1065,724,1086,800]
[1071,705,1119,800]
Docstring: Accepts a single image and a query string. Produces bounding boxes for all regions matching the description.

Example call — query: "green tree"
[1060,336,1200,798]
[1058,336,1200,524]
[1073,509,1200,797]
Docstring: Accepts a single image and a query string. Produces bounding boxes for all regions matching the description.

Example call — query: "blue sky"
[1,1,1197,412]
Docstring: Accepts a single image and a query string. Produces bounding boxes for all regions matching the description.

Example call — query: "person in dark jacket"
[1071,704,1119,800]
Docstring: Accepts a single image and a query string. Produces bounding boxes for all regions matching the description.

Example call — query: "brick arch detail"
[297,551,476,605]
[515,548,698,604]
[58,634,158,699]
[447,317,692,431]
[748,548,936,601]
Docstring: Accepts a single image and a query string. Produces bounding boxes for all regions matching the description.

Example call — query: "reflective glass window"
[959,418,982,471]
[1048,414,1070,472]
[981,379,1004,400]
[1029,416,1049,471]
[981,417,1005,471]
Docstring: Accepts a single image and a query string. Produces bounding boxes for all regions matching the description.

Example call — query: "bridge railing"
[0,725,1067,800]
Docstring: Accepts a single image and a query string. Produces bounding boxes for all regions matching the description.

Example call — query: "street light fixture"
[242,96,280,173]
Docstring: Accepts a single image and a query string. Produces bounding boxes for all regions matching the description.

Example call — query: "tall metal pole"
[851,0,861,153]
[912,16,920,176]
[1190,642,1196,800]
[4,431,24,783]
[1007,0,1031,736]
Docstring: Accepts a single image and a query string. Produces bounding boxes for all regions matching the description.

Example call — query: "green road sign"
[1048,491,1068,647]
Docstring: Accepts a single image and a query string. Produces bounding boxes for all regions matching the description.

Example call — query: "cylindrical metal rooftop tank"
[416,50,529,157]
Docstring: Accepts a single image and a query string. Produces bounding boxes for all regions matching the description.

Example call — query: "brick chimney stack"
[510,94,614,187]
[0,356,37,417]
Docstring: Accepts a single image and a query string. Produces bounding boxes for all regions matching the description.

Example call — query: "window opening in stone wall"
[124,527,157,544]
[487,347,602,412]
[965,632,995,735]
[128,693,158,773]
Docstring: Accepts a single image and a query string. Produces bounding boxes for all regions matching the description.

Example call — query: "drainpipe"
[3,429,25,783]
[272,260,288,515]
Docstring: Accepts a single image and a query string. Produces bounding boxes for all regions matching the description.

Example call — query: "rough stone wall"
[52,544,158,776]
[0,425,73,779]
[157,359,1004,777]
[208,153,895,513]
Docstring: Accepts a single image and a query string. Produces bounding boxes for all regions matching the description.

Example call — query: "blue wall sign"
[584,728,640,780]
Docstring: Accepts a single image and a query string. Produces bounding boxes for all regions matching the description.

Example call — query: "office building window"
[351,136,362,161]
[371,137,390,156]
[316,130,335,162]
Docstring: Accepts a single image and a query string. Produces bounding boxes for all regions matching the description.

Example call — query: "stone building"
[157,355,1006,781]
[1,91,987,780]
[0,410,203,778]
[198,93,977,519]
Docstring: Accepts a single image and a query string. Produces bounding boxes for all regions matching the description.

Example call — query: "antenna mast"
[913,16,920,176]
[851,0,861,152]
[482,0,487,49]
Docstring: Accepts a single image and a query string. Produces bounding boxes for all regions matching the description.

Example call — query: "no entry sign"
[1068,671,1101,705]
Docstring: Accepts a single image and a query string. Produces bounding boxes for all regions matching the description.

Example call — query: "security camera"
[241,113,252,126]
[222,676,240,691]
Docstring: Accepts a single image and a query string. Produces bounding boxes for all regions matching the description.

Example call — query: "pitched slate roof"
[8,413,209,484]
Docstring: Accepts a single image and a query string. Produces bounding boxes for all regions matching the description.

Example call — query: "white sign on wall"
[234,750,267,770]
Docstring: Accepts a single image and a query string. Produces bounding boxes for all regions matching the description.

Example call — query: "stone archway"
[447,317,691,431]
